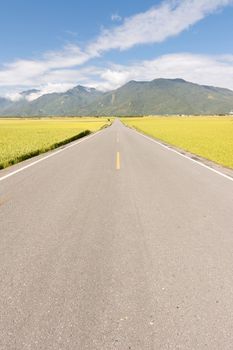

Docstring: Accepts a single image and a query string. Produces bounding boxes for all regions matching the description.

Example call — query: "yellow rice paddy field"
[122,116,233,169]
[0,117,110,169]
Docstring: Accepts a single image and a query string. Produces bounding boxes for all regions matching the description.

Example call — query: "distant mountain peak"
[171,78,187,83]
[20,89,40,97]
[123,80,138,85]
[151,78,188,83]
[66,85,100,96]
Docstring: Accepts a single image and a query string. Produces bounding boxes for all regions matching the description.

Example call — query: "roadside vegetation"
[122,116,233,169]
[0,117,111,169]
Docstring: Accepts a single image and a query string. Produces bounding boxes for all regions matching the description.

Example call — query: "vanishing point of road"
[0,120,233,349]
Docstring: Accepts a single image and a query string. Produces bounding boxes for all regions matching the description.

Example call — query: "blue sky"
[0,0,233,99]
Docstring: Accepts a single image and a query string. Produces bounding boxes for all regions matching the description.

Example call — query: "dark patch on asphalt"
[191,156,201,161]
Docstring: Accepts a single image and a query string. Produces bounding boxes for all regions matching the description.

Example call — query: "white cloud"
[5,92,24,102]
[26,83,76,101]
[88,0,233,53]
[0,0,232,96]
[3,53,233,99]
[111,13,122,22]
[92,53,233,91]
[0,44,91,89]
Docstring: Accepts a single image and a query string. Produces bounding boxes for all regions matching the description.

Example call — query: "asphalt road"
[0,120,233,350]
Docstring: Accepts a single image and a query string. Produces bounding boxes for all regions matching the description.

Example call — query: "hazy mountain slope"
[2,86,103,116]
[0,97,13,111]
[1,79,233,116]
[87,79,233,115]
[25,86,103,115]
[0,89,41,116]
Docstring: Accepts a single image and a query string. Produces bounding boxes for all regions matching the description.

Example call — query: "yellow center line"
[116,152,120,170]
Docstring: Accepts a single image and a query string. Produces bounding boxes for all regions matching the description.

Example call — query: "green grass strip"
[0,129,91,170]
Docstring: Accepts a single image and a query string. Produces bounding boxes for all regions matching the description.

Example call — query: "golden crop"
[0,117,111,169]
[122,116,233,169]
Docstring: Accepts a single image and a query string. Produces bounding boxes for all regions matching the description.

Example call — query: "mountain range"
[1,78,233,116]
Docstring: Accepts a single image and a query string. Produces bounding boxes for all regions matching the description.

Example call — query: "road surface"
[0,120,233,349]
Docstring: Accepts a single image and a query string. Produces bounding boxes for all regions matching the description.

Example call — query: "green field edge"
[0,129,94,170]
[123,123,233,171]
